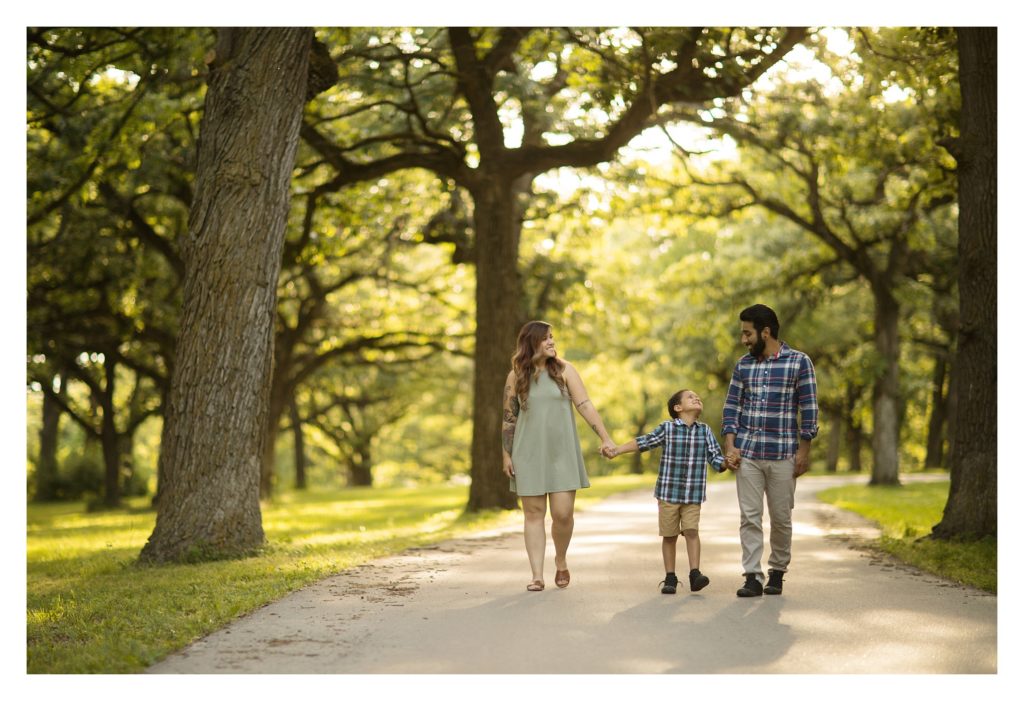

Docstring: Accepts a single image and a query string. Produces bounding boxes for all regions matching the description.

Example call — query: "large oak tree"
[931,27,996,539]
[301,27,806,509]
[668,28,959,485]
[140,28,315,562]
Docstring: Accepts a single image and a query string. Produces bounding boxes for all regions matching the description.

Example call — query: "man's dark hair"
[740,304,780,339]
[667,390,690,419]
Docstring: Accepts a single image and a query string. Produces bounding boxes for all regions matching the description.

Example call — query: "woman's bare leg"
[521,495,548,581]
[548,490,576,571]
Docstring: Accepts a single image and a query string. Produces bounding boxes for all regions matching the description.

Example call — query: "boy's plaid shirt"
[636,420,725,504]
[721,342,819,460]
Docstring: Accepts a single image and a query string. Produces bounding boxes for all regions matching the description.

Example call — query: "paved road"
[148,475,996,674]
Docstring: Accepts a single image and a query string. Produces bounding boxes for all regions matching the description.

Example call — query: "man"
[722,304,818,597]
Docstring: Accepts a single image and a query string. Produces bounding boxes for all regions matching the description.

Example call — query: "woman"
[501,321,615,591]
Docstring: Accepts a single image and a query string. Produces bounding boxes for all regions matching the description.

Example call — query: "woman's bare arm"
[563,362,615,453]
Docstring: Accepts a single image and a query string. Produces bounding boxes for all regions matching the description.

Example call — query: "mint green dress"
[510,371,591,496]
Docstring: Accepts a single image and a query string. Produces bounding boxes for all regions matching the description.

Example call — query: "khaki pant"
[658,501,701,536]
[736,457,796,583]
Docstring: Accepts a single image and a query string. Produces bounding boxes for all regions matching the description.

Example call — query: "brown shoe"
[526,580,545,591]
[555,569,570,588]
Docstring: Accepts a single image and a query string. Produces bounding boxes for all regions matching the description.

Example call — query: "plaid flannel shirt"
[636,419,725,504]
[721,342,819,460]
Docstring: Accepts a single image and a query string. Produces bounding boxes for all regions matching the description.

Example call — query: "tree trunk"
[869,290,902,485]
[932,27,997,540]
[347,439,373,487]
[151,384,170,508]
[944,363,957,468]
[824,405,841,473]
[843,383,864,472]
[924,355,948,469]
[290,396,307,490]
[261,385,290,498]
[846,423,864,472]
[100,357,122,507]
[140,28,313,563]
[34,379,63,502]
[466,178,524,511]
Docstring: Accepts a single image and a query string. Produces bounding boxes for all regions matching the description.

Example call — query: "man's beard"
[749,333,766,358]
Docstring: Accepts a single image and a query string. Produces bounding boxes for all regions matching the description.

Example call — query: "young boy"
[608,389,732,594]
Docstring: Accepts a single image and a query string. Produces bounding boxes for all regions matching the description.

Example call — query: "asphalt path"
[148,474,995,674]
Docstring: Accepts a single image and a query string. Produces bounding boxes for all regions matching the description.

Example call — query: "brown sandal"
[526,580,545,592]
[555,569,570,588]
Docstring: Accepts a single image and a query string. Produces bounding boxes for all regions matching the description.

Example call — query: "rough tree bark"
[870,289,902,485]
[140,28,313,563]
[466,179,525,510]
[932,27,997,540]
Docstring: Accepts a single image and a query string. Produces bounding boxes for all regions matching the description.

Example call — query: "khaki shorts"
[658,500,701,537]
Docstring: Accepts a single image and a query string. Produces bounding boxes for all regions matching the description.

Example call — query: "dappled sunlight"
[792,520,838,536]
[28,530,150,563]
[770,604,997,673]
[589,499,657,514]
[139,485,994,675]
[700,532,742,545]
[802,548,852,563]
[571,534,652,553]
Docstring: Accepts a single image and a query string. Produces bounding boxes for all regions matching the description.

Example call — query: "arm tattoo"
[502,425,515,455]
[575,398,591,411]
[502,386,519,454]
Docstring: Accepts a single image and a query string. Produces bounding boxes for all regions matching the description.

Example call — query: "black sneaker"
[764,569,784,595]
[736,573,763,597]
[660,572,679,594]
[689,568,710,592]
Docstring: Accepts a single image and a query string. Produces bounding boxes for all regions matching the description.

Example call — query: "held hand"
[600,440,617,459]
[725,447,741,471]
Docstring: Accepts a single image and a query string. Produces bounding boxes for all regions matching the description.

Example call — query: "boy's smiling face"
[674,390,704,418]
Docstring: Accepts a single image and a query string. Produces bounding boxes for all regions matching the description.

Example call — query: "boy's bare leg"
[662,535,678,573]
[683,529,701,570]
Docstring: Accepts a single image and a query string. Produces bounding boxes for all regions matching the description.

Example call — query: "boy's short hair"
[667,390,691,419]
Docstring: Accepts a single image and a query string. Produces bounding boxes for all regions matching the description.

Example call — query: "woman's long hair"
[511,321,567,410]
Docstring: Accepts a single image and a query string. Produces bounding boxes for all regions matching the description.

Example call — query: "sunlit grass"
[27,474,655,674]
[817,481,996,593]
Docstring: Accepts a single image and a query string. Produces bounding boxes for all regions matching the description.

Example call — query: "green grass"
[27,474,655,674]
[816,481,996,593]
